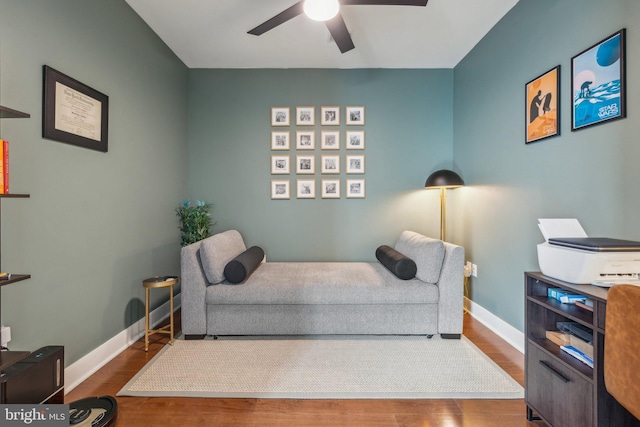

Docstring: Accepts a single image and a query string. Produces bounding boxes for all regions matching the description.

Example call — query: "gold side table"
[143,276,178,352]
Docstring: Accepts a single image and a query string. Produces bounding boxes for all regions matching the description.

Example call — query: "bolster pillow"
[375,245,417,280]
[224,246,265,284]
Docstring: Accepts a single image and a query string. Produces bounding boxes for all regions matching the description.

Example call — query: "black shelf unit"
[0,104,63,405]
[0,108,31,356]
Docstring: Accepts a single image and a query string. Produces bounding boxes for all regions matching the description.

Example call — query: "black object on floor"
[68,395,117,427]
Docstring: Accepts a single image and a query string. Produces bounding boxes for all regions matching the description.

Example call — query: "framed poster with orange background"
[525,66,560,144]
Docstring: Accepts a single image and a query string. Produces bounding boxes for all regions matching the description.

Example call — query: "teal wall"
[453,0,640,331]
[0,0,188,364]
[4,0,637,366]
[189,69,454,261]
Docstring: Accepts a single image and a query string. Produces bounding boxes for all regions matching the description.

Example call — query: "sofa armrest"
[436,242,465,336]
[181,241,209,336]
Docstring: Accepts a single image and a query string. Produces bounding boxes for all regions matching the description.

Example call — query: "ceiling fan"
[248,0,429,54]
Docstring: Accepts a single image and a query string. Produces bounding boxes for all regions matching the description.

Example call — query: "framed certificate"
[43,65,109,152]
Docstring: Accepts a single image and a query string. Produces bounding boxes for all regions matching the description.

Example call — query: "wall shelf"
[0,274,32,287]
[0,105,30,119]
[0,107,32,316]
[0,102,63,404]
[0,194,30,199]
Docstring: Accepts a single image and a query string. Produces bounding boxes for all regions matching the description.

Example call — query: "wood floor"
[65,311,546,426]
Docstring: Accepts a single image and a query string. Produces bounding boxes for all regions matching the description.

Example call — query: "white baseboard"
[64,293,181,393]
[464,297,524,354]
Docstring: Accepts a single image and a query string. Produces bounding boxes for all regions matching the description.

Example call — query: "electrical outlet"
[464,262,473,278]
[1,325,11,346]
[471,263,478,277]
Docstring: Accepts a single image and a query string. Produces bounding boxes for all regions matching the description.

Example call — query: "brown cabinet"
[525,272,640,426]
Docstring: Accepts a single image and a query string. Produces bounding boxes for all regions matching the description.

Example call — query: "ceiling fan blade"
[248,2,305,36]
[325,12,355,53]
[341,0,428,6]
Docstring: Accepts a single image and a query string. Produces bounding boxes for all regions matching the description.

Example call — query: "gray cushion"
[206,262,439,305]
[200,230,247,284]
[394,230,445,283]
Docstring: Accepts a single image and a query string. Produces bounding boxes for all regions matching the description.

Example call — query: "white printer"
[537,219,640,286]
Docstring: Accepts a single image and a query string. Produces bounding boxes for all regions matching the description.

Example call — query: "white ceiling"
[124,0,519,69]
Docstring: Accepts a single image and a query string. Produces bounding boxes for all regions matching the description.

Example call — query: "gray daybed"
[181,230,464,338]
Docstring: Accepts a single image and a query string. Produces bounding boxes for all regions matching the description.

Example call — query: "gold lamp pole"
[425,169,464,241]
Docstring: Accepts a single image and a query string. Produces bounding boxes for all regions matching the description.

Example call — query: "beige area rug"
[117,335,524,399]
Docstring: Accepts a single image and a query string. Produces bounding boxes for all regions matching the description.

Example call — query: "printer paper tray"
[548,237,640,252]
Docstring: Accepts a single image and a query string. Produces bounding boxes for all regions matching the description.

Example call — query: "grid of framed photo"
[270,105,366,200]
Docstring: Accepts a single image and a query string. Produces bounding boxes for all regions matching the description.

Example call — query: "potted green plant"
[176,199,214,246]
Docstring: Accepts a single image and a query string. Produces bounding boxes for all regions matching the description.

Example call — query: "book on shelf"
[575,299,594,312]
[561,345,594,368]
[0,139,8,194]
[545,330,594,358]
[547,287,587,304]
[546,330,571,346]
[570,333,594,358]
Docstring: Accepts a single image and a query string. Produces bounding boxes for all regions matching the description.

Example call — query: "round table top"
[143,275,179,288]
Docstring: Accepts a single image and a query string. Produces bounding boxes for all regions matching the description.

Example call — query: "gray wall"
[453,0,640,331]
[0,0,188,364]
[189,69,454,261]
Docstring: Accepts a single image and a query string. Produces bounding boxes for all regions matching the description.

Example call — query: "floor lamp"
[425,169,464,241]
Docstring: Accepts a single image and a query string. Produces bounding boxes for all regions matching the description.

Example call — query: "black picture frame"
[525,65,560,144]
[571,29,626,131]
[43,65,109,152]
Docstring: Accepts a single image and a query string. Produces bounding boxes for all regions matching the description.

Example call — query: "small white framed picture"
[296,155,315,174]
[271,131,290,150]
[321,131,340,150]
[346,179,365,198]
[346,130,365,149]
[296,179,316,199]
[346,155,365,174]
[321,155,340,174]
[271,180,290,199]
[321,106,340,125]
[271,155,290,174]
[271,107,290,126]
[296,131,315,150]
[296,106,315,126]
[346,106,365,125]
[322,179,341,199]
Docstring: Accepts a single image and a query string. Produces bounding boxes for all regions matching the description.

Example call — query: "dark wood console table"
[0,351,29,370]
[525,272,640,426]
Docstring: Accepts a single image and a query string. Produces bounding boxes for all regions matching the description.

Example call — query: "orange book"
[0,140,8,194]
[0,139,4,194]
[3,139,8,194]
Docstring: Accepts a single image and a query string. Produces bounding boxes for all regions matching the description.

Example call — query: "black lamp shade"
[425,169,464,189]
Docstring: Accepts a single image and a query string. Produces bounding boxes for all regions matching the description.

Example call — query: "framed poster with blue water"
[571,29,626,131]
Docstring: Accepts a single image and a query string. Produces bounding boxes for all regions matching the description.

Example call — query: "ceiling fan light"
[303,0,340,22]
